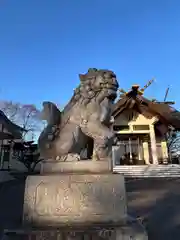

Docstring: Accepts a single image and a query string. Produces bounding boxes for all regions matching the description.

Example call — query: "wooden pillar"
[161,141,168,164]
[149,124,158,164]
[0,146,4,169]
[8,140,14,170]
[138,137,142,160]
[143,141,150,164]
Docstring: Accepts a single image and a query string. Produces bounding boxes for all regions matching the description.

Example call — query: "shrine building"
[112,83,180,165]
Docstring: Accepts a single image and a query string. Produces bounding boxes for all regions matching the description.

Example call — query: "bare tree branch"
[167,129,180,156]
[0,100,44,141]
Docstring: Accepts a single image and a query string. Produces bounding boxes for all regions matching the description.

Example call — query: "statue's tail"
[38,102,62,160]
[41,101,61,126]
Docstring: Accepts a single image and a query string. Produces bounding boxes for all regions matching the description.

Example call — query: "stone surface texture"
[38,68,119,162]
[40,160,112,174]
[3,220,148,240]
[23,174,127,227]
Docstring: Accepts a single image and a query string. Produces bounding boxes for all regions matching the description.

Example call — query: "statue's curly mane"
[62,68,119,115]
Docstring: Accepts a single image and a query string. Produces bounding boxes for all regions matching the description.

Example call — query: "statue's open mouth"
[106,85,118,102]
[108,93,117,102]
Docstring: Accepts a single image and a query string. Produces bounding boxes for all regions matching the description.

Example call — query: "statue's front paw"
[66,154,80,161]
[56,154,80,162]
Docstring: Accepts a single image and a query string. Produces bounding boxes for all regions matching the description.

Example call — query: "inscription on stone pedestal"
[35,182,75,216]
[35,181,119,217]
[24,175,126,225]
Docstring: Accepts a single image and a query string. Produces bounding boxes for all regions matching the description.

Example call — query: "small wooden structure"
[112,82,180,165]
[0,110,26,169]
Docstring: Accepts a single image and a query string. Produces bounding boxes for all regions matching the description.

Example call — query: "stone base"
[3,217,148,239]
[23,174,127,227]
[9,162,148,239]
[40,160,112,174]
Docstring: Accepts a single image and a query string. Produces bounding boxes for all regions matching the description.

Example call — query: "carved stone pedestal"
[3,220,148,239]
[40,160,113,174]
[2,161,148,239]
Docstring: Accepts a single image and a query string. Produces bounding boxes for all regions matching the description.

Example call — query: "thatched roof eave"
[113,95,180,130]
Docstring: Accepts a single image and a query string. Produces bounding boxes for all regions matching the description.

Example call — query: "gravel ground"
[0,177,180,239]
[126,178,180,240]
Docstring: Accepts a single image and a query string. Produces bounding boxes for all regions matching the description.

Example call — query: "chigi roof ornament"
[119,78,155,98]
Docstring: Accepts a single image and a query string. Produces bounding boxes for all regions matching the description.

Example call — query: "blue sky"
[0,0,180,110]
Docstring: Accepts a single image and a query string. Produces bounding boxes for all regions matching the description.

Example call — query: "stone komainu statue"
[38,68,119,161]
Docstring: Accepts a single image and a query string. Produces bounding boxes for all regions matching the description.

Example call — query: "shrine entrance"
[113,134,150,165]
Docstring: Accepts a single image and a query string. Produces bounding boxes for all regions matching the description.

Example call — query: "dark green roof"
[0,110,26,139]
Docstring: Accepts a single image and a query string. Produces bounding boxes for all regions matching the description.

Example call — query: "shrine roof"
[0,110,27,139]
[113,85,180,130]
